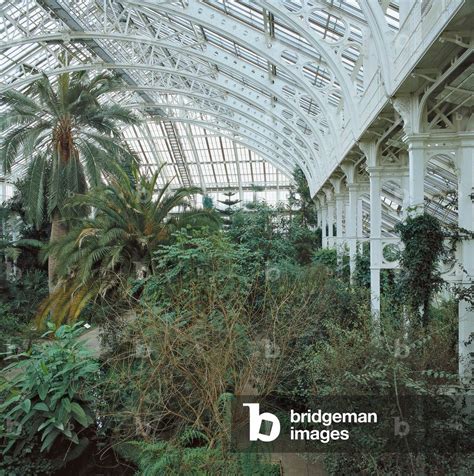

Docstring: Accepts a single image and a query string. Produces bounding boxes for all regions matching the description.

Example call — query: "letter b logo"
[243,403,280,442]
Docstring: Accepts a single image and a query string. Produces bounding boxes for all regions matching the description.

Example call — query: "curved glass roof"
[0,0,466,226]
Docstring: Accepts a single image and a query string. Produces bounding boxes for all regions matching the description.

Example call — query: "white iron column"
[401,175,410,219]
[343,191,350,249]
[327,197,335,248]
[458,136,474,382]
[319,196,328,248]
[330,177,345,254]
[315,200,322,229]
[341,161,358,280]
[357,191,365,253]
[323,187,335,249]
[369,168,382,321]
[405,135,427,214]
[347,184,359,280]
[335,192,345,252]
[361,140,382,323]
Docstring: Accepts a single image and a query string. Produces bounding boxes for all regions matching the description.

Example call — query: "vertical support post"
[404,135,427,215]
[361,140,381,324]
[319,195,328,248]
[343,191,350,251]
[341,161,357,281]
[335,193,345,253]
[347,184,358,281]
[357,192,364,252]
[315,200,321,229]
[458,137,474,383]
[326,192,335,248]
[327,200,335,249]
[369,169,382,322]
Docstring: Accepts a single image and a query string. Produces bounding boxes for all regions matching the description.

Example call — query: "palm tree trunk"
[48,211,68,292]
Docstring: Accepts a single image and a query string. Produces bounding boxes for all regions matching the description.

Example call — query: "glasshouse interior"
[1,0,474,474]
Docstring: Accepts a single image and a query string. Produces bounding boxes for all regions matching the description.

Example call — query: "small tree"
[288,167,318,227]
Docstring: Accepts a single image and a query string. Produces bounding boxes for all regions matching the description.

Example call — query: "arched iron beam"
[0,34,331,154]
[0,66,313,173]
[116,86,314,165]
[152,115,295,178]
[358,0,393,92]
[258,0,359,123]
[131,98,311,171]
[144,102,313,175]
[129,0,340,138]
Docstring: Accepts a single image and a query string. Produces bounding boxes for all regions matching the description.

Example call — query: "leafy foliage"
[229,201,320,266]
[144,229,257,310]
[271,271,466,474]
[395,213,445,326]
[116,440,279,476]
[2,270,48,323]
[103,232,259,444]
[202,195,214,210]
[0,304,27,363]
[0,70,140,227]
[0,180,467,476]
[288,167,318,227]
[0,322,98,459]
[38,165,220,325]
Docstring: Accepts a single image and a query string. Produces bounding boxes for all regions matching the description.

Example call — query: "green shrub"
[0,322,98,462]
[284,295,468,474]
[5,270,48,323]
[0,304,26,361]
[227,201,320,267]
[354,242,370,288]
[311,248,338,270]
[141,229,259,312]
[311,248,350,279]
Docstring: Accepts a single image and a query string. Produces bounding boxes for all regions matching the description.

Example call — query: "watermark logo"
[265,263,281,282]
[394,417,410,437]
[262,338,281,359]
[394,338,410,359]
[243,403,281,442]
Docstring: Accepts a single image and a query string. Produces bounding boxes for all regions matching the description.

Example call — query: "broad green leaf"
[70,402,89,427]
[21,399,31,413]
[0,395,21,410]
[61,397,72,414]
[38,383,48,400]
[40,428,60,452]
[33,402,50,412]
[38,420,55,432]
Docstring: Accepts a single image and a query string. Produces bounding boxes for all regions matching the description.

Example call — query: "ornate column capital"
[322,185,335,203]
[392,94,421,136]
[316,192,327,206]
[329,175,346,195]
[358,139,379,167]
[340,159,356,184]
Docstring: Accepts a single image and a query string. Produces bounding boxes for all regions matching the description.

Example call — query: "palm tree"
[0,70,141,290]
[38,165,221,325]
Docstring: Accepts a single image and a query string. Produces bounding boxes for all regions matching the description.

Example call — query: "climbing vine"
[395,213,445,327]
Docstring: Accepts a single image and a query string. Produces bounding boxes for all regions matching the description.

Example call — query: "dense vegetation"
[1,72,472,475]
